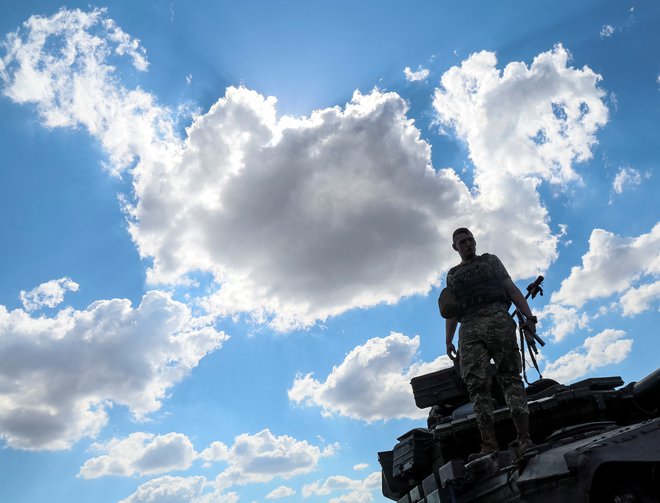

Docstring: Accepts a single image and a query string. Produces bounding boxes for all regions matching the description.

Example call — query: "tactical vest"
[447,254,510,315]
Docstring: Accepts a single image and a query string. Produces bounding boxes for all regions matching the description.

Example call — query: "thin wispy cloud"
[265,486,296,499]
[612,166,642,194]
[600,24,616,38]
[404,65,430,82]
[20,277,79,311]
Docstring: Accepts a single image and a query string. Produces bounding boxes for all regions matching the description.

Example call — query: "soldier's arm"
[445,318,458,360]
[503,278,537,331]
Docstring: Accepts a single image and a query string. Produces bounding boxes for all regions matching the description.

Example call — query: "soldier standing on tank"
[444,228,537,461]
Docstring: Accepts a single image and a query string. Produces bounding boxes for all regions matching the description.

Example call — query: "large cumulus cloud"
[0,288,227,450]
[130,43,613,328]
[130,87,470,330]
[1,9,611,332]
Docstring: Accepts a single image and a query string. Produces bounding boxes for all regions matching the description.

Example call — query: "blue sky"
[0,1,658,502]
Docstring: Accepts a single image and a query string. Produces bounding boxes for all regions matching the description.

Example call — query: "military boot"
[468,422,499,462]
[512,413,537,456]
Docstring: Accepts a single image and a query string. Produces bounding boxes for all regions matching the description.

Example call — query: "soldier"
[444,228,537,461]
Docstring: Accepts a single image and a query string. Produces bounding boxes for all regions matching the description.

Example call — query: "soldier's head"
[452,228,476,261]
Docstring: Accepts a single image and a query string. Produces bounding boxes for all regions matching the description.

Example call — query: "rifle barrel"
[524,327,545,347]
[533,332,545,347]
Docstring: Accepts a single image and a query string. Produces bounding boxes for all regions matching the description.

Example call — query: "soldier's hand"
[523,315,537,334]
[446,342,458,361]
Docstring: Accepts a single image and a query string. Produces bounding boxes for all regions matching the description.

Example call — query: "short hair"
[452,227,472,243]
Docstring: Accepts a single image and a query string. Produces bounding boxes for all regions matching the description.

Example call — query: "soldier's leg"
[493,340,529,418]
[498,369,535,454]
[485,312,527,413]
[487,312,535,454]
[459,326,498,459]
[466,372,495,439]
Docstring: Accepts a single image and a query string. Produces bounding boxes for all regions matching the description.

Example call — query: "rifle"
[510,275,546,384]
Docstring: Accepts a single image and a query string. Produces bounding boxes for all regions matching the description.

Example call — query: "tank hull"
[380,369,660,503]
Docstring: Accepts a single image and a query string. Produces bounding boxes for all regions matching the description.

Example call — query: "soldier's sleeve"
[446,265,459,289]
[489,254,511,282]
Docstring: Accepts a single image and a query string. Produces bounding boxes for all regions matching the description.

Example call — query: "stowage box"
[410,366,468,410]
[392,428,434,479]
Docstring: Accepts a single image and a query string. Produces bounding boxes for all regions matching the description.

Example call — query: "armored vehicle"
[378,364,660,503]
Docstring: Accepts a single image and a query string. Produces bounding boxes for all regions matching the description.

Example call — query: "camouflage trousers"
[458,306,529,433]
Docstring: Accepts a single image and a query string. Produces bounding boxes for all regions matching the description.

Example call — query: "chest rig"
[448,254,510,315]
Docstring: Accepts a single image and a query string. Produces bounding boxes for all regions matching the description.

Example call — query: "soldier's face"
[453,232,476,260]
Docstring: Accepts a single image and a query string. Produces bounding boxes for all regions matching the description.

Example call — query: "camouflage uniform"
[447,254,529,435]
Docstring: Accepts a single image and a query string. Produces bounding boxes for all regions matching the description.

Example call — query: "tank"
[378,364,660,503]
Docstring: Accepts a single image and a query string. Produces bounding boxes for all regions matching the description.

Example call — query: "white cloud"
[265,485,296,499]
[0,7,174,176]
[79,432,197,478]
[557,223,572,247]
[302,475,362,497]
[20,277,79,311]
[600,24,616,38]
[288,332,451,421]
[82,429,333,494]
[1,11,611,332]
[78,428,337,499]
[433,44,608,185]
[197,441,230,464]
[538,303,590,342]
[430,44,609,292]
[186,73,192,85]
[353,463,368,471]
[404,66,430,82]
[551,223,660,309]
[329,491,374,503]
[302,472,380,502]
[540,223,659,341]
[136,86,475,331]
[0,290,227,450]
[619,280,660,316]
[609,91,619,111]
[612,166,642,194]
[119,476,206,503]
[119,476,238,503]
[207,429,335,490]
[0,9,472,331]
[543,329,633,383]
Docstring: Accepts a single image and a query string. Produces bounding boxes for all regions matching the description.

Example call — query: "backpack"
[438,286,459,319]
